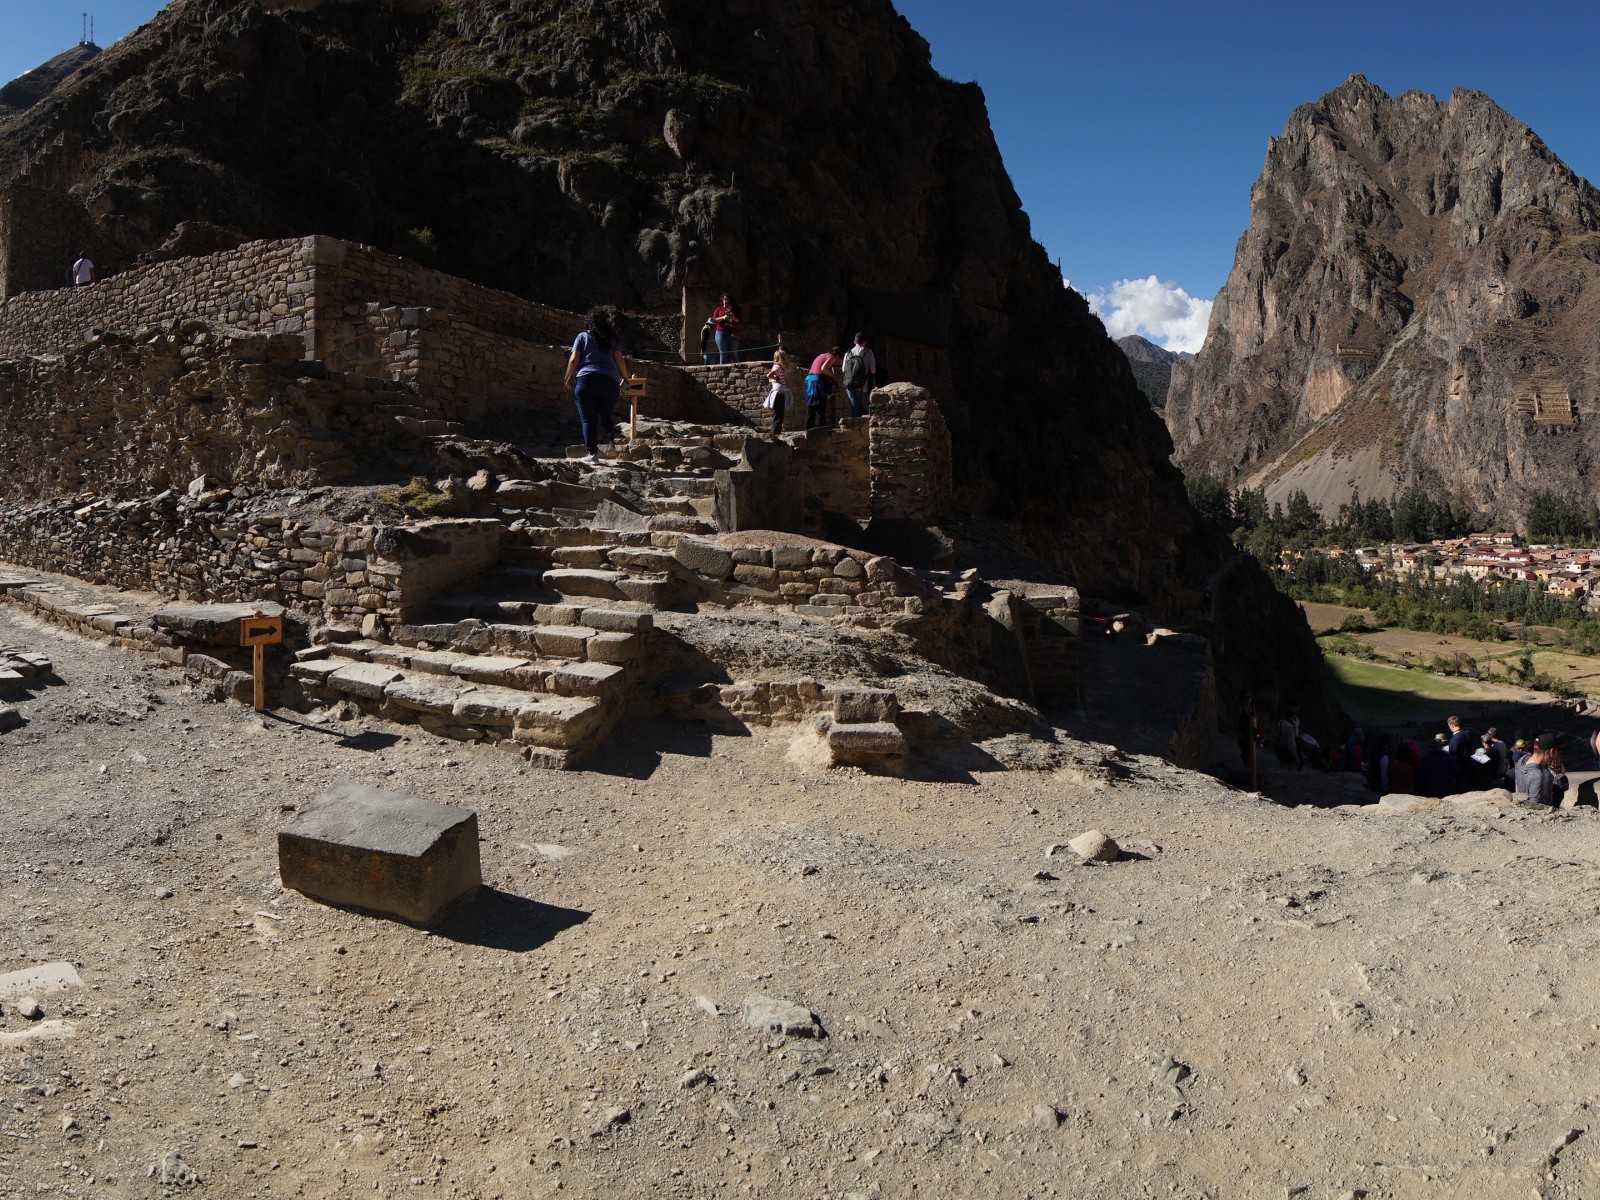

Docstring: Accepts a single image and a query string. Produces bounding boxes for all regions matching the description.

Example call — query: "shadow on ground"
[432,887,590,953]
[582,714,729,780]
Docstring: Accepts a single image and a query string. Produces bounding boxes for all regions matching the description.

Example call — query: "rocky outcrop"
[1116,335,1188,409]
[1167,75,1600,523]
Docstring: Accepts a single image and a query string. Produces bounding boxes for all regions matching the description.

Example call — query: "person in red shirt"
[804,347,841,430]
[711,294,742,363]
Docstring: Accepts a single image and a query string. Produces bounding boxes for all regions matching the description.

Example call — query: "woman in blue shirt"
[563,308,629,464]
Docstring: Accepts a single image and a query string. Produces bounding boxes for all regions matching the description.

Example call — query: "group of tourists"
[762,332,878,433]
[1241,694,1596,806]
[566,301,883,460]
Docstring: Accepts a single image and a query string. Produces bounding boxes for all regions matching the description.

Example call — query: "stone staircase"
[290,600,652,770]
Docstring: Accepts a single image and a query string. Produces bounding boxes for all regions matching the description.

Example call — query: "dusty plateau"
[5,596,1600,1200]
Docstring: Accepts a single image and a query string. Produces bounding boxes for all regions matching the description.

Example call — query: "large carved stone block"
[278,782,481,925]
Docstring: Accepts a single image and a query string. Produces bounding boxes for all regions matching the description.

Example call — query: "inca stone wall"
[868,384,952,522]
[0,491,500,631]
[0,238,310,358]
[0,323,438,500]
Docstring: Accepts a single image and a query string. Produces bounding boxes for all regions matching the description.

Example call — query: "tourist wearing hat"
[1515,734,1562,806]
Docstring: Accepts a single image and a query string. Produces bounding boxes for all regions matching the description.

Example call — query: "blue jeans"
[846,387,870,418]
[714,330,740,364]
[573,373,619,455]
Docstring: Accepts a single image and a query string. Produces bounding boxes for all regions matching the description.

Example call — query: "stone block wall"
[0,491,502,632]
[673,536,930,628]
[679,361,800,429]
[1016,592,1081,709]
[0,234,876,439]
[869,383,952,523]
[308,239,578,349]
[0,238,310,358]
[0,324,438,501]
[793,422,873,532]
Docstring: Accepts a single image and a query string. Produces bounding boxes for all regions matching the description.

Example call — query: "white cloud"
[1083,276,1213,355]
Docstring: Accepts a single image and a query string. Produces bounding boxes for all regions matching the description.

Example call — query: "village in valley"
[1329,534,1600,609]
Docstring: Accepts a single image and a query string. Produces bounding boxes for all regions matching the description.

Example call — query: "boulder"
[1068,830,1120,862]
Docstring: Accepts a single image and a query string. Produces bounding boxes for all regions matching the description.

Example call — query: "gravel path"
[5,601,1600,1198]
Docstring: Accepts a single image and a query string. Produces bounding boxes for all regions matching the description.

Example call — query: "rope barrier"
[620,340,788,365]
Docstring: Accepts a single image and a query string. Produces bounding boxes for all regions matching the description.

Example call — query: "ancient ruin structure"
[0,237,1084,770]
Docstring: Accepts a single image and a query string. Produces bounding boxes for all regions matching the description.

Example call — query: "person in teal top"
[563,308,628,464]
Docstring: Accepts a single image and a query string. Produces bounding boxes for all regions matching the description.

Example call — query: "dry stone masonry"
[0,236,1082,770]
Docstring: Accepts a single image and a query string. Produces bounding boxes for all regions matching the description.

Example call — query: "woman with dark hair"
[711,294,741,364]
[564,308,628,464]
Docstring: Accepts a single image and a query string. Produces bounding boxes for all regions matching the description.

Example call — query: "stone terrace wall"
[308,239,578,350]
[679,361,807,430]
[0,325,441,500]
[0,490,501,632]
[0,238,309,358]
[0,234,823,435]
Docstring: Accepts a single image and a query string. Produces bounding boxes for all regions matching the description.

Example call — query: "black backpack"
[843,347,869,389]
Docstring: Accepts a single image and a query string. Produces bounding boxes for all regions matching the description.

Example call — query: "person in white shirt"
[71,254,96,286]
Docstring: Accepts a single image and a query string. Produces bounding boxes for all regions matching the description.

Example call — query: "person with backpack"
[841,332,877,418]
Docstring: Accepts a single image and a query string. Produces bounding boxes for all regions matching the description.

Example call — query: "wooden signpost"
[239,612,284,712]
[623,374,650,441]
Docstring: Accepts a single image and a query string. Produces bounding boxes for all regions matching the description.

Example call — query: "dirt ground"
[7,603,1600,1200]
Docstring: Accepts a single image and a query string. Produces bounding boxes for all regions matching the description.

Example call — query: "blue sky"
[6,1,1600,351]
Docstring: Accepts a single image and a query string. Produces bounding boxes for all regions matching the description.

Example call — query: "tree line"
[1185,476,1600,652]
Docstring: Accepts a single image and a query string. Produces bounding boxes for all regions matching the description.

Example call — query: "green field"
[1321,654,1520,722]
[1303,602,1573,726]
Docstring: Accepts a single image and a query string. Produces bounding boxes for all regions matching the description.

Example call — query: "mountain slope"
[1116,335,1190,408]
[0,43,101,119]
[1165,75,1600,521]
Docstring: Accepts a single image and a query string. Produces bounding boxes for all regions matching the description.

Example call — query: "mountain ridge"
[1165,73,1600,524]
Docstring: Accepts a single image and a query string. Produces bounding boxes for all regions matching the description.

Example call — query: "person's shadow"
[431,887,590,952]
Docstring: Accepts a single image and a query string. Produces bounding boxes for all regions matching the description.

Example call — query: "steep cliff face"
[1167,75,1600,522]
[0,0,1208,598]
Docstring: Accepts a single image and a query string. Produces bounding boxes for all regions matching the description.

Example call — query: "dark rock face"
[0,0,1202,600]
[1116,336,1188,409]
[1167,75,1600,523]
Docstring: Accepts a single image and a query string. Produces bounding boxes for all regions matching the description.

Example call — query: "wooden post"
[240,611,284,715]
[624,374,650,441]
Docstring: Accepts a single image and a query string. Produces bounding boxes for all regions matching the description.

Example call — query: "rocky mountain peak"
[1167,77,1600,523]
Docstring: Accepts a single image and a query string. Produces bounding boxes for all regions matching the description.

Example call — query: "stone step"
[394,414,468,437]
[523,526,631,549]
[651,475,719,497]
[349,607,651,662]
[543,567,628,600]
[646,497,699,517]
[550,545,620,569]
[290,661,612,767]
